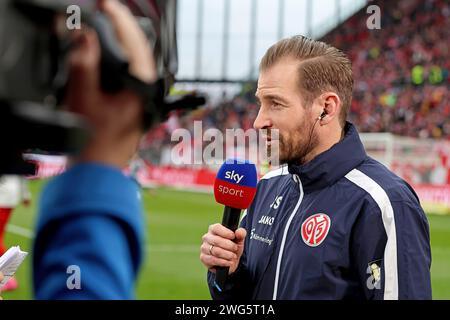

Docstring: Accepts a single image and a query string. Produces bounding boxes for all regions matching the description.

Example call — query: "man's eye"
[272,103,283,109]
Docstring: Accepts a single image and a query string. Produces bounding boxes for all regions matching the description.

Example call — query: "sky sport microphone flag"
[213,159,257,291]
[214,159,258,209]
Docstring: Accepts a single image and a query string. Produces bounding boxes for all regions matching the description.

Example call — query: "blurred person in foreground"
[32,0,157,299]
[200,36,432,300]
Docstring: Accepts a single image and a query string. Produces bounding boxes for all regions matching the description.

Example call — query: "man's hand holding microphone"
[200,223,247,275]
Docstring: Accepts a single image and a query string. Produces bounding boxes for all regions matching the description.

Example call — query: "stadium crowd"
[323,0,449,139]
[141,0,449,164]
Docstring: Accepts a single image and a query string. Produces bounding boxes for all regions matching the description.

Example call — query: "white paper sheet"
[0,246,28,288]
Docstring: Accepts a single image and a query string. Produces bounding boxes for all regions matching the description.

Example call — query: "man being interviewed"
[200,35,431,300]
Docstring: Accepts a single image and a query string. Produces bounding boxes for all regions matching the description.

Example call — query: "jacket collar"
[288,122,367,193]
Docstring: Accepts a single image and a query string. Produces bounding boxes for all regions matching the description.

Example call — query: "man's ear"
[319,92,341,124]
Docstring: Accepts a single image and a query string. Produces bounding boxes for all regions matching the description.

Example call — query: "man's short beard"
[279,114,320,165]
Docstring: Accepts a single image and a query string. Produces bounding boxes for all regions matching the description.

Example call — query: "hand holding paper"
[0,246,28,289]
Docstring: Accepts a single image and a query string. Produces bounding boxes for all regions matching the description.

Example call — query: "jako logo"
[258,215,275,226]
[224,170,244,184]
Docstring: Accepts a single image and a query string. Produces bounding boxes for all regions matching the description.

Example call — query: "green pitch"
[3,179,450,299]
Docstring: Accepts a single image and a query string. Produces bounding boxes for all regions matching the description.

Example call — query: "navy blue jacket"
[33,163,144,299]
[208,122,431,300]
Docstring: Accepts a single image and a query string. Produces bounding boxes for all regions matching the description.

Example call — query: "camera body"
[0,0,202,174]
[0,0,178,103]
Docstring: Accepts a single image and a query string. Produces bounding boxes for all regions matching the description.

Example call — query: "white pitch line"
[6,224,199,253]
[6,224,35,239]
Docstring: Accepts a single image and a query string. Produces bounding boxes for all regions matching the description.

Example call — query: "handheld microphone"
[213,159,258,291]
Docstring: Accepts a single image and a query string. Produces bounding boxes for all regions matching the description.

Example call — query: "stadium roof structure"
[176,0,368,82]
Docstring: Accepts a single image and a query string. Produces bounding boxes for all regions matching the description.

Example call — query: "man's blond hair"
[260,35,353,126]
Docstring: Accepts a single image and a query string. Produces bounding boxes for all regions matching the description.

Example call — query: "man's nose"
[253,109,272,130]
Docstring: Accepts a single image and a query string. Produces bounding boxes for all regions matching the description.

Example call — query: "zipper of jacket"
[272,173,304,300]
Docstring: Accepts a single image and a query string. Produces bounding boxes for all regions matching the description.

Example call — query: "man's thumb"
[235,228,247,244]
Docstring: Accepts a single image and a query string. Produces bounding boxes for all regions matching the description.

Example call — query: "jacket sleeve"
[33,163,144,300]
[351,199,432,300]
[207,208,253,300]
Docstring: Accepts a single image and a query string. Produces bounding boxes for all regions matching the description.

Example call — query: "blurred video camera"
[0,0,204,174]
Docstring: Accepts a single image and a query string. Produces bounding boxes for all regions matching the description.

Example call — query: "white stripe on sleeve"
[345,169,398,300]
